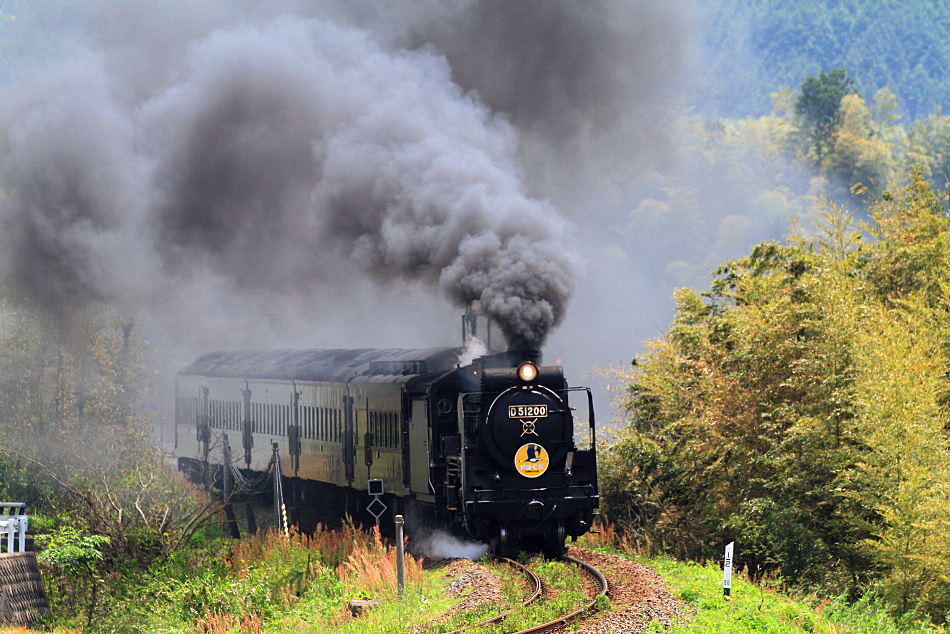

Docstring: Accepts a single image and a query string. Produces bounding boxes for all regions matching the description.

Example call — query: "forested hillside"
[602,170,950,621]
[696,0,950,120]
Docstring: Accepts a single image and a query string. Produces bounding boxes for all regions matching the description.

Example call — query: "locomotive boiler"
[174,334,599,555]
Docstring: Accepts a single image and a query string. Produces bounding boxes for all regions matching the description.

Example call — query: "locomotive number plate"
[508,404,548,418]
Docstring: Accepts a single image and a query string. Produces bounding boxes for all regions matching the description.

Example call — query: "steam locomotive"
[173,325,599,555]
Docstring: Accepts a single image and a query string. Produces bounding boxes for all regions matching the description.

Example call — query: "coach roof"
[177,347,464,383]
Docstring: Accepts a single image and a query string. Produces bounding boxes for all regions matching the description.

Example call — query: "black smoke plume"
[0,15,579,348]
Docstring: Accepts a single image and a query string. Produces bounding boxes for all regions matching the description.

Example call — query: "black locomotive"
[174,335,598,555]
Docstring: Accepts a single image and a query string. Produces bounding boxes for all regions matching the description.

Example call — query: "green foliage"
[38,527,111,576]
[50,526,474,634]
[697,0,950,121]
[0,304,214,566]
[824,93,897,193]
[907,110,950,190]
[797,68,858,161]
[0,300,219,628]
[38,527,113,630]
[603,170,950,621]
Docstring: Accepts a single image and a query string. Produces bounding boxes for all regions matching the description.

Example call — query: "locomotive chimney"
[506,338,540,367]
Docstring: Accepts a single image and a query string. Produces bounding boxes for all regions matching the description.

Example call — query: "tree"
[603,170,950,619]
[0,305,217,562]
[824,93,896,193]
[796,67,858,162]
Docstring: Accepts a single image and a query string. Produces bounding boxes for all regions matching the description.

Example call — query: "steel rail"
[441,556,543,634]
[509,554,609,634]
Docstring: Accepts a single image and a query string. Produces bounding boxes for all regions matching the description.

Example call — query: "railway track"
[441,552,609,634]
[441,556,542,634]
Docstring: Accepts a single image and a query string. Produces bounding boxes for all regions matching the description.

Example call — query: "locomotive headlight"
[517,362,538,383]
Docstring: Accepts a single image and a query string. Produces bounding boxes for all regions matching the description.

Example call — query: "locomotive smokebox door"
[368,479,384,496]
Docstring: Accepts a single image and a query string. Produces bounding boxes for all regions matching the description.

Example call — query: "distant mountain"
[692,0,950,120]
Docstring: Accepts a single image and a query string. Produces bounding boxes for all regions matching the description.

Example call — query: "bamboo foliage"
[603,169,950,621]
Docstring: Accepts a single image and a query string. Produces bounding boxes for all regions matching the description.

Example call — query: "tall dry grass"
[336,525,426,597]
[190,523,426,633]
[194,607,262,634]
[581,514,650,555]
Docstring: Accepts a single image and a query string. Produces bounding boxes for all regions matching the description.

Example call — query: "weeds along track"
[440,557,542,634]
[443,554,608,634]
[510,554,609,634]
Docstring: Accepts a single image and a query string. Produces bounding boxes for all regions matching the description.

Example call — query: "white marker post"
[723,541,734,597]
[395,515,405,598]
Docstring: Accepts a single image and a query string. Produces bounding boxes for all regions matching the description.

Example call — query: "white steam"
[414,531,489,561]
[458,337,490,367]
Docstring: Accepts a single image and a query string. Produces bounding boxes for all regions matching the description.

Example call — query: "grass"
[36,520,595,634]
[34,516,945,634]
[497,555,588,631]
[642,555,944,634]
[39,523,459,634]
[577,524,946,634]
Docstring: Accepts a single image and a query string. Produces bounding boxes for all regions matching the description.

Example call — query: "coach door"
[408,397,433,501]
[343,392,355,485]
